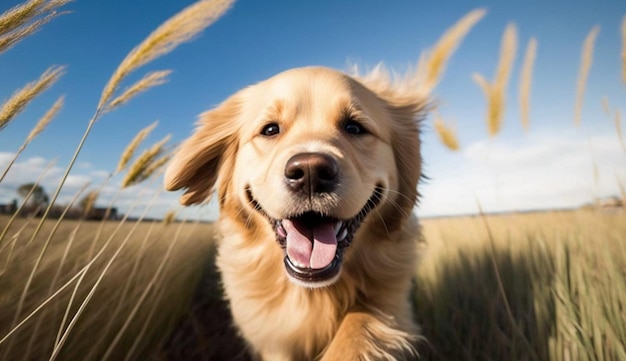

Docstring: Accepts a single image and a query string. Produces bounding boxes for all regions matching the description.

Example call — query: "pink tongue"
[283,219,337,269]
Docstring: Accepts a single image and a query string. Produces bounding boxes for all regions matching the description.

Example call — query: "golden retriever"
[165,66,428,361]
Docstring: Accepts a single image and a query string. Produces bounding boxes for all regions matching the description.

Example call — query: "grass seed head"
[519,38,537,131]
[26,95,64,143]
[117,121,159,173]
[98,0,235,110]
[434,114,460,151]
[0,0,71,54]
[122,134,171,188]
[106,70,172,112]
[420,8,486,93]
[574,26,600,126]
[0,65,65,131]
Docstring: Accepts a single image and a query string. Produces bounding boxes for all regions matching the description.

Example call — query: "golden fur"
[165,66,428,360]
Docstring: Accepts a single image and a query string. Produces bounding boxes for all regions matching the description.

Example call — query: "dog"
[165,66,428,360]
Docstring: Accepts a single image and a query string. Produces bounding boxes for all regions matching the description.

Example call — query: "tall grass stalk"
[574,26,600,126]
[519,38,537,131]
[100,217,189,361]
[0,0,71,55]
[473,23,517,136]
[0,65,64,131]
[10,0,232,332]
[0,159,56,249]
[21,182,90,361]
[433,113,460,151]
[419,8,486,93]
[82,219,158,359]
[49,188,164,361]
[0,95,63,183]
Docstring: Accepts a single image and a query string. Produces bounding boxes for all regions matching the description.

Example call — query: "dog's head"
[165,66,427,288]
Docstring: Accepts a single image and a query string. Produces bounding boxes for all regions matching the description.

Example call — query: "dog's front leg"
[320,311,417,361]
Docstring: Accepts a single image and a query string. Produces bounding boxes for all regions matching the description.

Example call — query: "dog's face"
[165,67,424,288]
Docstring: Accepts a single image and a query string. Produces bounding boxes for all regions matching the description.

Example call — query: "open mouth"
[247,186,384,288]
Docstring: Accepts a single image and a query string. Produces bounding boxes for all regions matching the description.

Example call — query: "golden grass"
[419,8,486,93]
[106,70,172,112]
[0,0,70,54]
[0,215,215,361]
[416,210,626,360]
[519,38,537,131]
[473,23,517,136]
[433,113,460,151]
[0,65,65,131]
[0,95,63,183]
[98,0,235,110]
[121,135,171,188]
[116,121,158,173]
[27,94,63,142]
[574,26,600,126]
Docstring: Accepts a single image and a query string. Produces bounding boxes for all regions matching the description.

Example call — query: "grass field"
[1,1,625,360]
[1,209,624,360]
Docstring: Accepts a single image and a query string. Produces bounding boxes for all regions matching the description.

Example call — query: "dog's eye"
[344,120,367,135]
[261,123,280,137]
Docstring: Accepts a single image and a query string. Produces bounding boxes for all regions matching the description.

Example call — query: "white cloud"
[418,133,626,217]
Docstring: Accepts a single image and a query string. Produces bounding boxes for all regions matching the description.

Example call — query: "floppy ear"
[388,100,427,216]
[165,94,242,206]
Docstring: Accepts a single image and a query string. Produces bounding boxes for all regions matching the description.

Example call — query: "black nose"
[284,153,339,195]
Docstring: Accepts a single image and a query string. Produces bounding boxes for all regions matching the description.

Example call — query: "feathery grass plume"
[433,113,460,151]
[140,153,171,181]
[117,121,159,173]
[0,0,71,54]
[616,109,625,153]
[106,70,172,112]
[473,23,517,137]
[574,26,600,126]
[518,38,537,131]
[98,0,235,110]
[122,135,171,188]
[0,65,65,131]
[27,94,63,142]
[419,8,486,93]
[622,16,625,84]
[0,95,63,183]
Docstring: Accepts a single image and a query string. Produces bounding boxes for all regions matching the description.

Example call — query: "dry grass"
[116,121,158,173]
[519,38,537,131]
[0,215,215,361]
[473,23,517,137]
[0,65,65,131]
[416,210,626,361]
[106,70,172,112]
[0,0,70,54]
[574,26,600,126]
[419,8,486,93]
[121,134,171,188]
[1,1,625,360]
[433,113,460,151]
[98,0,235,110]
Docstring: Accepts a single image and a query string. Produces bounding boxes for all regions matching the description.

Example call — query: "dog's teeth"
[337,228,348,241]
[334,222,342,235]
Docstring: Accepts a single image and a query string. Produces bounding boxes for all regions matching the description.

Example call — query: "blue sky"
[0,0,625,220]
